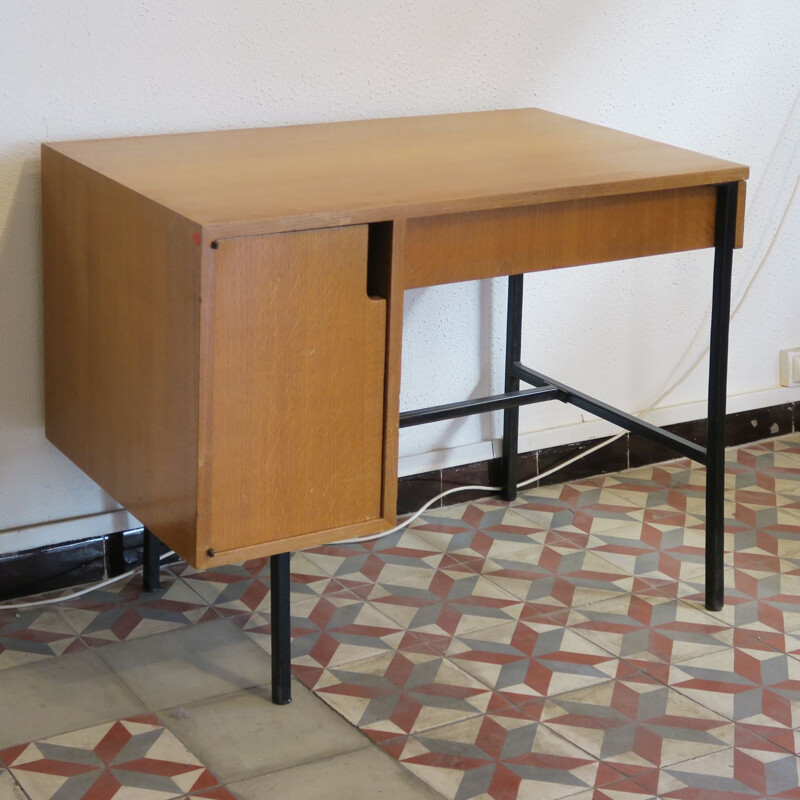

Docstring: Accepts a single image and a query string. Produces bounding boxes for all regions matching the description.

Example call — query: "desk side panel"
[201,225,388,560]
[42,147,201,560]
[403,185,722,289]
[736,180,746,249]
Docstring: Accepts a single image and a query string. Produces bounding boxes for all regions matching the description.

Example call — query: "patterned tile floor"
[1,435,800,798]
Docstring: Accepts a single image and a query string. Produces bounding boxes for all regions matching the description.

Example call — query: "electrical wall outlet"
[780,348,800,387]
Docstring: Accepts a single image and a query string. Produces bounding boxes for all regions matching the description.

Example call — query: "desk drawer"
[404,184,743,289]
[202,225,388,561]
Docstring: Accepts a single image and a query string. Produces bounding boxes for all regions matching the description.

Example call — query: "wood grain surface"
[202,225,387,559]
[45,108,749,237]
[42,147,202,561]
[404,184,735,288]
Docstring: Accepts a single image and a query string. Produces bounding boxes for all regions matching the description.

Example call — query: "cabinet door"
[203,225,387,558]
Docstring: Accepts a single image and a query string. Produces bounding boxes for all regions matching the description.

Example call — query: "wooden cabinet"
[42,148,396,568]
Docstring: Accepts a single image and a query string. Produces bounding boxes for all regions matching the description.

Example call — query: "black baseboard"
[0,528,178,603]
[397,402,796,514]
[0,402,795,602]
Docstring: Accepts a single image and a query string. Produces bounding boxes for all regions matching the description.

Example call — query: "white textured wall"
[2,1,799,552]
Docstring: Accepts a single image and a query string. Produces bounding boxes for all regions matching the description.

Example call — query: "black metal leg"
[142,527,161,592]
[705,182,738,612]
[106,532,125,577]
[270,552,292,705]
[502,274,524,500]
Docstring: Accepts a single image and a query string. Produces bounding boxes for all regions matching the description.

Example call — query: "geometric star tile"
[762,432,800,457]
[768,464,800,499]
[410,503,557,567]
[597,460,724,514]
[754,628,800,660]
[728,441,800,508]
[572,519,715,586]
[301,530,447,589]
[665,632,800,741]
[738,434,800,454]
[365,564,525,641]
[540,674,735,774]
[289,592,405,678]
[171,552,342,616]
[654,744,800,799]
[724,507,800,562]
[723,518,800,570]
[741,519,800,560]
[313,649,509,743]
[511,481,645,540]
[733,480,800,519]
[57,573,219,646]
[679,557,800,634]
[479,544,635,616]
[565,591,732,668]
[598,467,800,566]
[442,619,621,705]
[385,705,617,800]
[770,470,800,503]
[0,607,86,671]
[563,776,658,799]
[0,714,220,800]
[748,727,800,763]
[735,437,800,469]
[731,556,800,633]
[614,465,736,533]
[231,591,405,678]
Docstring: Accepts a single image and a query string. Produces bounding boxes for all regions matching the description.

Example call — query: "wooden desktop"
[41,108,748,703]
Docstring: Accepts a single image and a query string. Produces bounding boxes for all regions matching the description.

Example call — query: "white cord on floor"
[0,550,175,611]
[338,431,625,544]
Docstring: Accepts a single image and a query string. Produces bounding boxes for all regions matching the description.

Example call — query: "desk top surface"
[46,108,748,234]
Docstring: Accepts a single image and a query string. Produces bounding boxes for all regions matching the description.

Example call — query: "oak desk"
[42,108,748,704]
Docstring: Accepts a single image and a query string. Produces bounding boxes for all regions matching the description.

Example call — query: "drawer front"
[403,185,731,289]
[203,225,387,557]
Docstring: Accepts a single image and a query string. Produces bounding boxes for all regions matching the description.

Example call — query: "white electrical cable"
[338,431,625,544]
[0,550,175,610]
